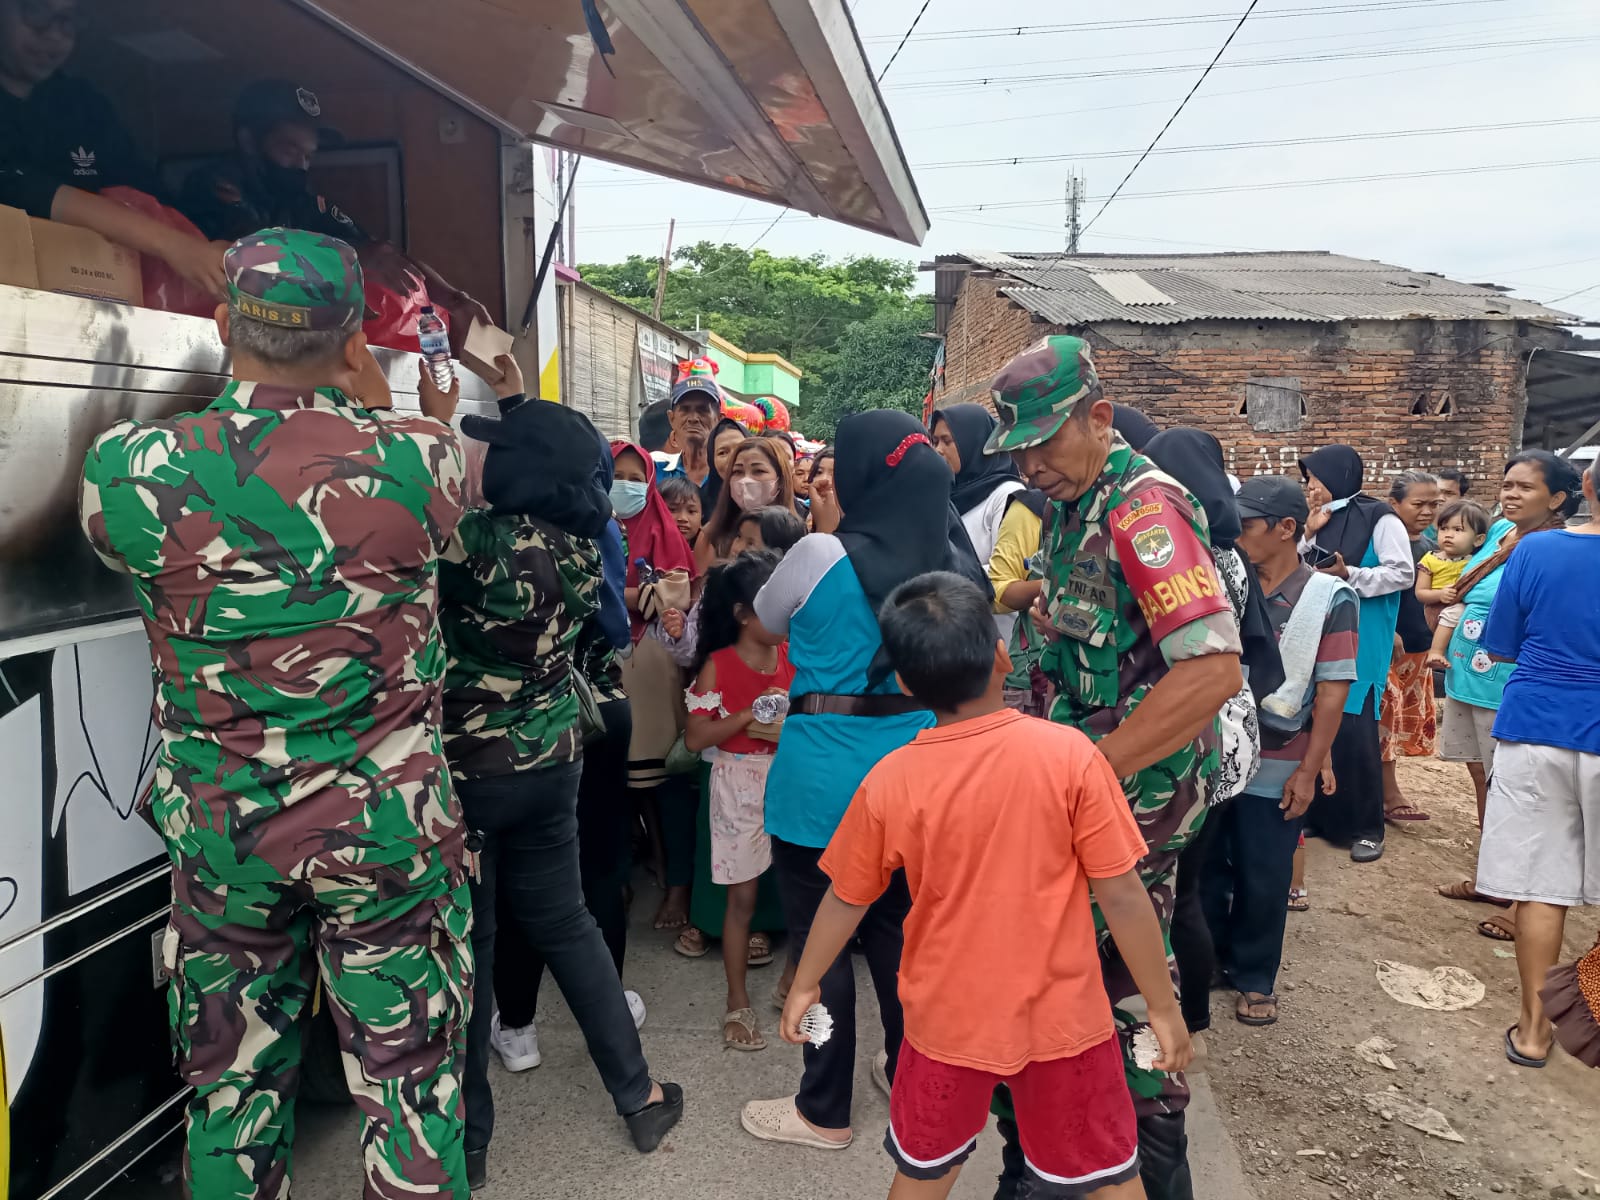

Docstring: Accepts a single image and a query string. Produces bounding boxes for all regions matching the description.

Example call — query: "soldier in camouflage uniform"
[439,371,682,1187]
[79,229,473,1199]
[984,336,1245,1200]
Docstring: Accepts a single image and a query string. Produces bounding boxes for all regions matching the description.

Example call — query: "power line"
[916,115,1600,171]
[743,207,790,251]
[862,0,1513,42]
[1082,0,1261,236]
[581,113,1600,185]
[887,33,1591,92]
[875,0,934,83]
[882,7,1551,79]
[1547,281,1600,304]
[933,154,1600,213]
[903,39,1557,134]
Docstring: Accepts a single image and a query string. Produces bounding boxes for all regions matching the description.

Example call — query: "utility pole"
[1065,171,1085,254]
[564,153,577,265]
[651,218,675,321]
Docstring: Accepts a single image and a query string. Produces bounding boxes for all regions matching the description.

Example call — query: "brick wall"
[938,277,1540,492]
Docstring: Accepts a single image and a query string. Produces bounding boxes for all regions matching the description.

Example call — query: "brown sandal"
[1438,879,1511,907]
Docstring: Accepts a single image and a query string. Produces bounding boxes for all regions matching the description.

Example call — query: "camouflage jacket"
[576,618,627,705]
[440,511,602,779]
[79,381,466,879]
[1041,437,1240,828]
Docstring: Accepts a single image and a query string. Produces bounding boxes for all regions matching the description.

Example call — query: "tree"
[578,241,934,438]
[800,303,937,438]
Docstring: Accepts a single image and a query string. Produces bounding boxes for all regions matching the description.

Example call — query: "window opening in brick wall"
[1241,377,1305,432]
[1409,391,1454,417]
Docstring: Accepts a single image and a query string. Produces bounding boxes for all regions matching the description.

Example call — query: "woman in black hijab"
[741,408,985,1151]
[837,409,992,614]
[929,403,1024,564]
[701,416,749,515]
[1297,443,1413,863]
[1144,428,1283,1035]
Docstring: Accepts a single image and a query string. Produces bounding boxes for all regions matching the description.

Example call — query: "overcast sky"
[571,0,1599,326]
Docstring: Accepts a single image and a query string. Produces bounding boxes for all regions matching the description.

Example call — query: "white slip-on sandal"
[740,1096,853,1150]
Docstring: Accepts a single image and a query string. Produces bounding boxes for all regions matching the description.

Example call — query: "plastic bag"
[100,186,217,318]
[362,275,444,352]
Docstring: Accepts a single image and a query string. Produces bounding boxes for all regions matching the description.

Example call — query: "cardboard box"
[0,204,39,290]
[461,318,516,387]
[30,215,142,305]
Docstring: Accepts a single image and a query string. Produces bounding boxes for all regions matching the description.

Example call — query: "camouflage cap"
[983,334,1102,454]
[225,228,364,332]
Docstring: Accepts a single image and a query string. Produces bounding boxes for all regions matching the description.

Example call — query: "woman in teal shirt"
[1436,449,1580,927]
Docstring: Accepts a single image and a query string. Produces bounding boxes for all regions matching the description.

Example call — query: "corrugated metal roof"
[928,250,1578,329]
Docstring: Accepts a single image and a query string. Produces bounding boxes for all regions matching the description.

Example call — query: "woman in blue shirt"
[1435,450,1580,935]
[1477,456,1596,1067]
[742,409,988,1151]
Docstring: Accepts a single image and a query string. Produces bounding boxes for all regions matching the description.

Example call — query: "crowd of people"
[77,223,1600,1200]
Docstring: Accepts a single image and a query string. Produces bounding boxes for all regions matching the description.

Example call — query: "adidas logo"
[70,146,96,176]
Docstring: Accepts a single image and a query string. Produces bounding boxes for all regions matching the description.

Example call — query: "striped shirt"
[1245,564,1360,800]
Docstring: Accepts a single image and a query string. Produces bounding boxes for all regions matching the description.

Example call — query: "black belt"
[792,692,929,718]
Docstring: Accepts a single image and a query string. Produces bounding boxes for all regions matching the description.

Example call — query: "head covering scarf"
[930,403,1022,515]
[1111,404,1160,452]
[1299,444,1394,564]
[462,399,613,537]
[701,415,748,514]
[834,409,991,619]
[608,440,696,590]
[1144,430,1283,702]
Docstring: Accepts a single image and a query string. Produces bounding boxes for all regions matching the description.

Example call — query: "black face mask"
[258,162,310,202]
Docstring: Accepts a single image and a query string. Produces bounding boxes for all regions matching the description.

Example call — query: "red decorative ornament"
[885,432,931,467]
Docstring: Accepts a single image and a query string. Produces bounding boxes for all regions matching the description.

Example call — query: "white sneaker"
[626,990,647,1030]
[491,1012,541,1072]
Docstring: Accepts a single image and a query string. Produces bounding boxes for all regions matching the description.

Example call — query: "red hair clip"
[886,432,931,467]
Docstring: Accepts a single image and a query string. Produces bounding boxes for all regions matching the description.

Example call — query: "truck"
[0,3,925,1196]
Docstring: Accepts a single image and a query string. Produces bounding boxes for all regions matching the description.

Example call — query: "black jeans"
[459,759,652,1155]
[1202,790,1306,998]
[496,699,633,1024]
[1307,692,1382,846]
[771,837,911,1131]
[1171,807,1223,1032]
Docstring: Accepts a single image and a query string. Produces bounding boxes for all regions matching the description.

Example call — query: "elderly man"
[989,336,1244,1200]
[80,229,471,1199]
[655,356,723,506]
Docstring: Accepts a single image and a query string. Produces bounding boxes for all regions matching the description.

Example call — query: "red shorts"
[886,1037,1139,1196]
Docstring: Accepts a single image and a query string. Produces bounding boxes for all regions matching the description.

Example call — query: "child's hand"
[1319,759,1337,796]
[661,608,686,640]
[1425,651,1449,671]
[779,982,823,1045]
[1147,1006,1194,1074]
[1439,586,1457,605]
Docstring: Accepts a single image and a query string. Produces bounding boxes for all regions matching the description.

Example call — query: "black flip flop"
[1504,1024,1547,1069]
[1236,993,1279,1027]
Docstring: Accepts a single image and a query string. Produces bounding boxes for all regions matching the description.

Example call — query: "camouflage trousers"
[164,851,474,1200]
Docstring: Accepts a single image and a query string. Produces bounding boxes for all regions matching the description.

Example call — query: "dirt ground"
[1202,755,1600,1200]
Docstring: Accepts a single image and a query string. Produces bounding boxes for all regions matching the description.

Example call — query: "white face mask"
[732,476,779,512]
[609,480,649,519]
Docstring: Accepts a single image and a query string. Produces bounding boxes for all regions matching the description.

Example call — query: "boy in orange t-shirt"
[781,571,1191,1200]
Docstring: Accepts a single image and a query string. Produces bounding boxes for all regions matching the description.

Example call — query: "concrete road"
[280,897,1255,1200]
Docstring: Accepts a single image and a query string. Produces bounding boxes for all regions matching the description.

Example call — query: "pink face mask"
[732,477,779,512]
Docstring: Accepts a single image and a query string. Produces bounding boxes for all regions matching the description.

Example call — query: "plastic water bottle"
[417,305,455,391]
